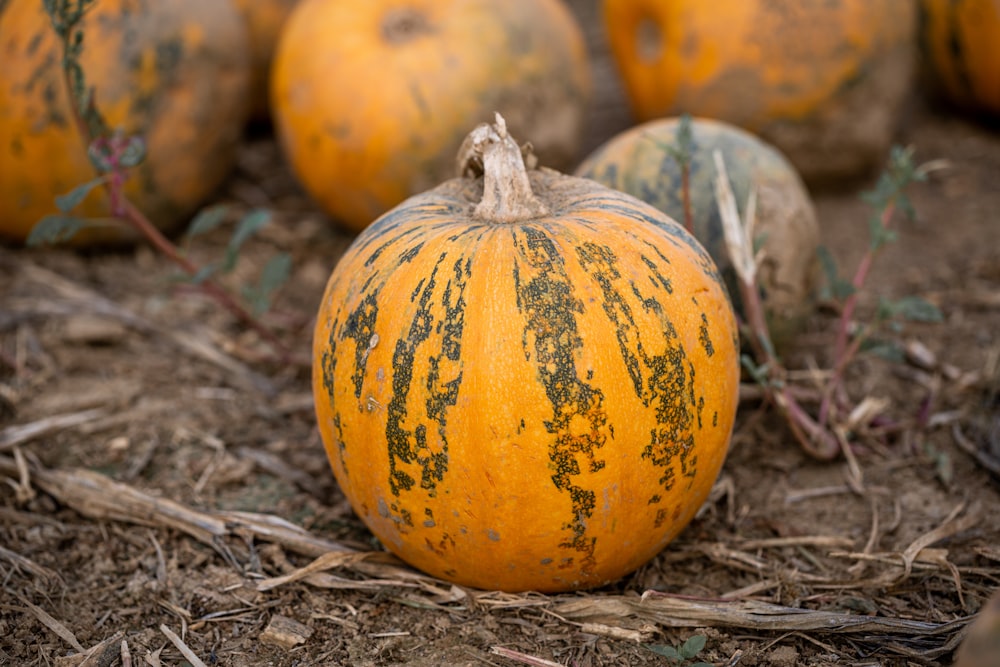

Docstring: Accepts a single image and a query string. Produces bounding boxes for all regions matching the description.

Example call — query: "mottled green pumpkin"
[576,117,820,345]
[312,117,740,592]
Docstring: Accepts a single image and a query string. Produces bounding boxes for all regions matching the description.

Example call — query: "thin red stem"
[56,53,298,365]
[118,200,298,363]
[818,202,896,425]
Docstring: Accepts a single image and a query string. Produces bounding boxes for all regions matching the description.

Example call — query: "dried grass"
[2,450,993,663]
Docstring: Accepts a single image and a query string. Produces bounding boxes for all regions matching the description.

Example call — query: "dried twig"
[0,545,63,586]
[0,408,106,452]
[13,262,281,394]
[554,593,968,636]
[160,624,208,667]
[490,646,565,667]
[16,596,85,652]
[0,455,352,559]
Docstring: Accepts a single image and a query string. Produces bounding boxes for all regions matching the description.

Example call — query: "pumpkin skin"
[232,0,300,120]
[920,0,1000,115]
[312,118,740,592]
[271,0,592,233]
[0,0,251,245]
[576,117,820,347]
[602,0,917,184]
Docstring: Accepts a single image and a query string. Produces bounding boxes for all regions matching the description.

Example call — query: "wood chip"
[260,614,313,649]
[62,314,128,345]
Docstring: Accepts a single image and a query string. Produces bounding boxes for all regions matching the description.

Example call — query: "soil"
[2,5,1000,667]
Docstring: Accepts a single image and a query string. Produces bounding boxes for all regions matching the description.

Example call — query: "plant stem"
[736,263,838,459]
[46,2,299,366]
[121,202,297,362]
[818,202,896,425]
[680,163,694,236]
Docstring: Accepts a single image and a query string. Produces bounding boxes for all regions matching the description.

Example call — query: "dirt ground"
[3,7,1000,667]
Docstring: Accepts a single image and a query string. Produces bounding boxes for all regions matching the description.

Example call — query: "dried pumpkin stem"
[458,113,549,223]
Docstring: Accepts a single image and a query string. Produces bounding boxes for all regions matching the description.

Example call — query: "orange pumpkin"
[576,117,820,346]
[602,0,917,184]
[271,0,592,233]
[920,0,1000,115]
[312,116,740,592]
[233,0,300,120]
[0,0,251,245]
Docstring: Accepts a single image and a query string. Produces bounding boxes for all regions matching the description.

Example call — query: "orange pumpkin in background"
[271,0,592,233]
[233,0,300,121]
[0,0,251,245]
[601,0,917,185]
[920,0,1000,115]
[312,116,740,592]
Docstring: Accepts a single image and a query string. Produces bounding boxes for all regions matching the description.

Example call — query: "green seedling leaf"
[222,208,272,272]
[861,338,905,363]
[817,246,855,301]
[186,205,230,239]
[868,213,898,250]
[674,113,694,161]
[741,353,771,386]
[644,113,694,166]
[54,176,105,212]
[645,644,683,660]
[243,252,292,315]
[27,214,88,246]
[894,295,944,323]
[188,263,218,286]
[679,634,707,659]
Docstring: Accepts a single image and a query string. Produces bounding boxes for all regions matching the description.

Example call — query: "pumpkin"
[271,0,592,233]
[312,115,740,592]
[920,0,1000,115]
[576,116,820,347]
[0,0,251,245]
[232,0,300,121]
[601,0,917,184]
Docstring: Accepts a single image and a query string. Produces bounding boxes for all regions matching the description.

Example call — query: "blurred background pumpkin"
[600,0,918,186]
[919,0,1000,117]
[270,0,593,233]
[0,0,251,245]
[233,0,301,122]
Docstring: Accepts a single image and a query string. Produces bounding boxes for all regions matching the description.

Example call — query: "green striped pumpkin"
[576,117,820,347]
[312,116,740,592]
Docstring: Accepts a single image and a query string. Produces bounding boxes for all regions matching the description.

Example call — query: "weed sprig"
[33,1,299,365]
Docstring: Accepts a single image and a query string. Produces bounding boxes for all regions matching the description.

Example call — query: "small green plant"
[646,113,695,235]
[32,0,298,364]
[713,143,942,460]
[645,634,713,666]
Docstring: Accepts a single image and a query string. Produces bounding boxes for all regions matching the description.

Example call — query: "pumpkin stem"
[457,113,549,222]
